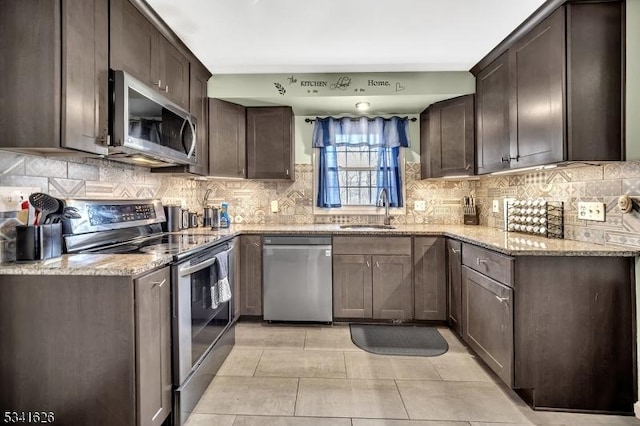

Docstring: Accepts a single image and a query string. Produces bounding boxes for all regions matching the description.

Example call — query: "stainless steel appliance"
[62,199,235,425]
[173,240,234,425]
[262,235,333,322]
[109,70,197,167]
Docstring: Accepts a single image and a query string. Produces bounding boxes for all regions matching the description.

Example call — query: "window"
[312,116,411,210]
[336,146,381,206]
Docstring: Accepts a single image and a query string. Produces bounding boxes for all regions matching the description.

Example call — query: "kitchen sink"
[339,224,396,230]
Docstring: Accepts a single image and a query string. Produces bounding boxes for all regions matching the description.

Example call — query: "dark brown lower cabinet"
[372,255,412,320]
[413,237,446,320]
[239,235,263,316]
[0,268,171,426]
[333,254,373,318]
[462,266,514,386]
[332,237,413,320]
[446,239,462,334]
[135,267,171,426]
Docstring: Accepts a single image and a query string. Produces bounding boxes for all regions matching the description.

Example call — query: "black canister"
[163,206,183,232]
[189,212,198,228]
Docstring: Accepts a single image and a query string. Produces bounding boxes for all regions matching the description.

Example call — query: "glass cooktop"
[80,233,225,257]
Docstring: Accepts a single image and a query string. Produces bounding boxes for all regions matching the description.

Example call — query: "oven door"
[174,242,232,385]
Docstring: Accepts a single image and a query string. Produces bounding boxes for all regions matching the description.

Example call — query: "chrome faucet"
[377,188,391,226]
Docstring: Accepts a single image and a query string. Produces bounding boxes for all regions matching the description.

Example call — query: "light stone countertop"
[0,224,636,276]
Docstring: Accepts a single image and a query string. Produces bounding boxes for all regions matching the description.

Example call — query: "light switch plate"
[414,200,426,211]
[577,201,606,222]
[492,200,500,213]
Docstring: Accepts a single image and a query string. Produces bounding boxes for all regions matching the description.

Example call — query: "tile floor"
[187,322,640,426]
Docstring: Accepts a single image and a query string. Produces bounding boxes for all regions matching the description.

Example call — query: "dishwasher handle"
[263,244,332,251]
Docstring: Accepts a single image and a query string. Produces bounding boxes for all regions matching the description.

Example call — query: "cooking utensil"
[62,207,81,220]
[29,193,61,225]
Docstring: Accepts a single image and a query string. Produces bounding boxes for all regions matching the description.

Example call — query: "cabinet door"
[333,255,373,318]
[429,95,475,177]
[476,52,510,174]
[157,35,190,110]
[135,267,171,426]
[61,0,109,155]
[447,239,462,334]
[509,7,565,168]
[246,107,294,180]
[189,61,210,176]
[240,235,262,316]
[209,99,247,178]
[372,255,412,320]
[413,237,446,320]
[462,266,513,386]
[110,0,155,86]
[419,110,431,178]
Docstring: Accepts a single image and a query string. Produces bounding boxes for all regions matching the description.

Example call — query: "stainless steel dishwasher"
[263,235,333,322]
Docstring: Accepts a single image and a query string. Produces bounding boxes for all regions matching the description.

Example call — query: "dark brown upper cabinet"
[110,0,190,111]
[0,0,109,156]
[472,1,623,172]
[420,95,475,178]
[188,61,211,176]
[476,52,511,174]
[152,59,211,177]
[246,107,295,180]
[209,99,247,178]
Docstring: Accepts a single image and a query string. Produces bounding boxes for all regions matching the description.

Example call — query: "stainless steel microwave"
[108,70,197,167]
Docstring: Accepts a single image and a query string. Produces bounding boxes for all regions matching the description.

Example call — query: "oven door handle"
[179,257,216,276]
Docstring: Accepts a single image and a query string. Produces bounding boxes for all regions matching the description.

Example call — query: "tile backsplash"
[1,151,640,261]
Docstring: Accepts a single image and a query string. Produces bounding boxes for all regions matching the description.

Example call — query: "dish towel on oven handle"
[211,251,232,309]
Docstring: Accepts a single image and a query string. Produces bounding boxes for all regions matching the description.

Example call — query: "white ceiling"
[146,0,547,74]
[146,0,547,114]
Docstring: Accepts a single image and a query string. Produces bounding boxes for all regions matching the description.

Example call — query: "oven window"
[189,262,230,364]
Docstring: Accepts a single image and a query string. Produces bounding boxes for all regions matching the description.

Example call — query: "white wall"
[294,115,421,165]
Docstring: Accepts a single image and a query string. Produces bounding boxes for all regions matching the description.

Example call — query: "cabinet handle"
[253,242,260,247]
[476,258,488,266]
[375,261,380,268]
[495,295,509,303]
[286,169,289,176]
[240,168,245,176]
[366,260,370,268]
[451,248,460,254]
[164,85,169,93]
[153,80,162,88]
[465,164,471,170]
[501,156,510,163]
[151,278,167,288]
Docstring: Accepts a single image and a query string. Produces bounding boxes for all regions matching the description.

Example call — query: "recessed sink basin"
[339,224,396,230]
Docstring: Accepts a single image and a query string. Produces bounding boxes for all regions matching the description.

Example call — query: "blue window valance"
[312,116,411,148]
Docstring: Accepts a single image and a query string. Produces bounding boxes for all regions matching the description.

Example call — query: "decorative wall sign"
[274,82,286,95]
[330,76,352,91]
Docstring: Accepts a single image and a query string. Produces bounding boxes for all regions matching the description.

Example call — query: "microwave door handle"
[179,257,216,276]
[186,116,196,159]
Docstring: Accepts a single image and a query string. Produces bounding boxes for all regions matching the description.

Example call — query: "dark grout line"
[293,377,300,417]
[393,379,411,421]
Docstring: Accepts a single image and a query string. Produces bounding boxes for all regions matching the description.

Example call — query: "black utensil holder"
[15,223,62,262]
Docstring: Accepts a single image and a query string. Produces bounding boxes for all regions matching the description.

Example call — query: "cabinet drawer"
[333,236,411,256]
[462,243,514,286]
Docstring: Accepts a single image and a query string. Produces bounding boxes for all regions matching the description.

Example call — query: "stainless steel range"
[62,199,235,426]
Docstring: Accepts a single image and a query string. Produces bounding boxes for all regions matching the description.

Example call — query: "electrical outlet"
[0,186,41,212]
[577,202,606,222]
[270,200,279,213]
[492,200,500,213]
[414,200,426,211]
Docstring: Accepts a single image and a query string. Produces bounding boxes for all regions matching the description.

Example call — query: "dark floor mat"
[350,324,448,356]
